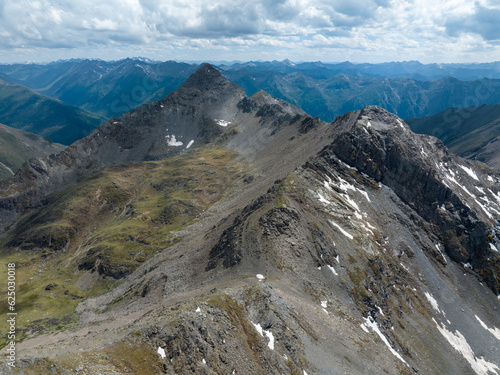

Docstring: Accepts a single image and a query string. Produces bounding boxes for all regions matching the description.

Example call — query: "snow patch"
[358,189,371,202]
[327,265,338,276]
[330,221,353,239]
[338,160,358,171]
[186,140,194,149]
[435,243,448,263]
[459,165,479,181]
[252,322,264,336]
[490,243,498,252]
[337,176,356,193]
[202,358,206,365]
[166,134,183,146]
[196,307,201,313]
[475,315,500,341]
[216,119,230,127]
[317,192,331,205]
[157,347,166,359]
[251,322,274,350]
[434,319,499,375]
[321,301,328,308]
[256,274,265,280]
[264,330,275,350]
[363,316,408,365]
[424,292,442,314]
[309,189,330,206]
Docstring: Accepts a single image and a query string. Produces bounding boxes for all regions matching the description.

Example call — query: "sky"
[1,0,500,64]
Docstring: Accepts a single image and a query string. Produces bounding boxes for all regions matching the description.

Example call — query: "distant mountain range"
[222,59,500,80]
[2,59,500,123]
[0,79,105,145]
[0,59,198,119]
[222,71,500,121]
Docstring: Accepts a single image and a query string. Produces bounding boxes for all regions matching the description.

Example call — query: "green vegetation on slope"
[0,148,242,346]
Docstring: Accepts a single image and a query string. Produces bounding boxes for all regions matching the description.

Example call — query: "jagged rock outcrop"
[327,106,500,293]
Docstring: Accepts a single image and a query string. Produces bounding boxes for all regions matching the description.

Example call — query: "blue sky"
[1,0,500,64]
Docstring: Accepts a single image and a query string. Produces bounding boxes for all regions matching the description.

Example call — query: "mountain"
[3,59,500,124]
[349,61,500,80]
[222,70,500,122]
[406,104,500,169]
[0,64,499,375]
[222,60,500,80]
[0,123,64,180]
[0,79,105,145]
[0,59,198,119]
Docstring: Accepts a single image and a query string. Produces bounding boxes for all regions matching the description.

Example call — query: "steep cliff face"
[1,66,499,375]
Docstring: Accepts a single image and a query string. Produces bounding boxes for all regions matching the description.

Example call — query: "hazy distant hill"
[0,79,105,144]
[221,59,500,80]
[3,59,500,122]
[0,123,64,180]
[0,59,198,119]
[406,104,500,168]
[222,70,500,121]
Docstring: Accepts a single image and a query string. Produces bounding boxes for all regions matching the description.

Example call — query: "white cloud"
[0,0,499,63]
[82,18,118,31]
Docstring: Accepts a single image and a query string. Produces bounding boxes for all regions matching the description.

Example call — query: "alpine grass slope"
[0,64,499,374]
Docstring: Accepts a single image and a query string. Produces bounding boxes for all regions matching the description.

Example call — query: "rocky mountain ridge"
[1,64,499,375]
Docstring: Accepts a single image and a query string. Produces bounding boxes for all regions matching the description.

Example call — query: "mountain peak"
[356,105,410,132]
[179,63,228,91]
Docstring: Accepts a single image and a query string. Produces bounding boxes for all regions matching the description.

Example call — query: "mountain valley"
[406,105,500,169]
[0,79,105,145]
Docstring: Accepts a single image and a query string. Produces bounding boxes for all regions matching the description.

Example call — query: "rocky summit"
[1,64,499,375]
